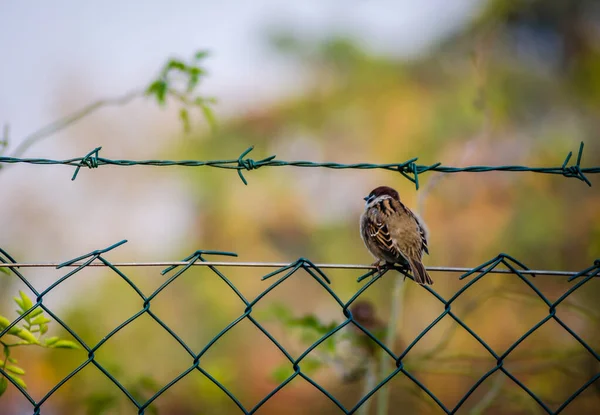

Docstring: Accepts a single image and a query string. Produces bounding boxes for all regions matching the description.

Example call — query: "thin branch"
[471,374,505,415]
[358,360,377,415]
[376,274,407,415]
[9,89,143,158]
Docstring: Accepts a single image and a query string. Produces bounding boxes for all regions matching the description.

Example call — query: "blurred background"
[1,0,599,413]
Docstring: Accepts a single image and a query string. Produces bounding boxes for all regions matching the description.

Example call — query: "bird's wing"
[407,209,429,255]
[389,201,429,258]
[365,202,406,262]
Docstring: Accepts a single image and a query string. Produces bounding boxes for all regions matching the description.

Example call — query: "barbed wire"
[0,142,596,188]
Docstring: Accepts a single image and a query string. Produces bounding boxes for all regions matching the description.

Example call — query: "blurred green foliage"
[145,50,217,133]
[0,291,79,397]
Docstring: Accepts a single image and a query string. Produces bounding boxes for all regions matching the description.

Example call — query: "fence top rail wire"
[0,142,596,188]
[0,261,593,277]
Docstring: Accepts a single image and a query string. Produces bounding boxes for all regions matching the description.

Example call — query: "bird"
[360,186,433,285]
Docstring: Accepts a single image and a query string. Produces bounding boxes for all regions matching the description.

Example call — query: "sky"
[0,0,482,263]
[1,0,481,148]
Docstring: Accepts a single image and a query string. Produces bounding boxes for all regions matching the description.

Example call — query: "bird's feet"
[371,260,388,275]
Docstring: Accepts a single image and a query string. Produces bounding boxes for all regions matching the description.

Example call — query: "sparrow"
[360,186,433,285]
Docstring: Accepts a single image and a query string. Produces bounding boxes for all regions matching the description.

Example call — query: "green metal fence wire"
[0,241,599,415]
[0,142,597,188]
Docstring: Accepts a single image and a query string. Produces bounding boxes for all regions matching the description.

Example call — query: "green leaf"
[166,59,186,72]
[50,340,80,349]
[19,291,33,312]
[188,67,204,76]
[0,315,21,335]
[84,392,118,415]
[28,308,44,319]
[261,303,294,323]
[145,80,160,95]
[7,357,17,364]
[15,328,38,344]
[145,80,168,105]
[300,330,321,344]
[271,364,293,383]
[289,315,321,330]
[7,326,21,335]
[13,297,24,310]
[31,315,51,325]
[186,67,204,92]
[6,365,25,375]
[324,337,336,353]
[0,377,7,397]
[179,108,190,133]
[187,74,199,93]
[137,375,160,391]
[40,323,48,335]
[44,336,60,346]
[198,101,217,131]
[194,50,210,61]
[0,315,11,328]
[301,357,322,374]
[0,266,8,275]
[324,322,339,332]
[6,373,26,390]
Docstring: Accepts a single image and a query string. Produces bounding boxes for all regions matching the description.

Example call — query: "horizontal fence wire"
[0,142,597,188]
[1,240,599,415]
[0,259,595,278]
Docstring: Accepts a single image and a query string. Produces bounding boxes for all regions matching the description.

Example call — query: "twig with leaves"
[1,50,216,162]
[0,291,79,397]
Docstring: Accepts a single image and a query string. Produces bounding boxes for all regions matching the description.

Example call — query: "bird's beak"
[363,196,369,201]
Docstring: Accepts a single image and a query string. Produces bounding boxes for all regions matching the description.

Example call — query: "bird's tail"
[407,258,433,285]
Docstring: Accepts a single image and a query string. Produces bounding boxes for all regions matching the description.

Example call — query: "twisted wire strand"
[0,142,596,187]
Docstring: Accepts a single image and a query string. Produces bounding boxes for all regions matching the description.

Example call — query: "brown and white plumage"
[360,186,433,285]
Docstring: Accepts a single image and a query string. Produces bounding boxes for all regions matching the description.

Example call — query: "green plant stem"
[358,359,377,415]
[376,274,406,415]
[469,374,505,415]
[9,89,143,158]
[0,342,9,378]
[0,342,37,348]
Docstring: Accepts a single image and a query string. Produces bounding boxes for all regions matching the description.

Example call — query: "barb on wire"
[0,142,596,188]
[262,257,332,284]
[56,239,128,268]
[70,147,102,180]
[161,249,238,275]
[568,259,600,281]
